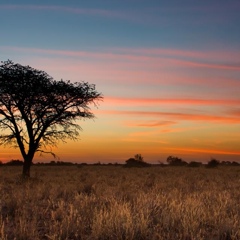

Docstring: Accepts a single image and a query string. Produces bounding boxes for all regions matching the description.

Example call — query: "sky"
[0,0,240,164]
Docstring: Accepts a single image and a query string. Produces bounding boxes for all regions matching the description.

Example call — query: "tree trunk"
[22,159,32,178]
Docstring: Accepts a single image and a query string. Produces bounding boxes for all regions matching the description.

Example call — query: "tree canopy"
[166,156,187,166]
[0,60,103,177]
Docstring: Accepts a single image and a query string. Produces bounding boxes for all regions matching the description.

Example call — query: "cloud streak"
[97,110,240,124]
[0,4,138,22]
[104,97,240,106]
[2,46,240,71]
[166,147,240,156]
[125,120,177,128]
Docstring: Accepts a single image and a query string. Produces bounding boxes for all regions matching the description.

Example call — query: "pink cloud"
[97,110,240,124]
[104,97,240,106]
[172,59,240,71]
[125,120,177,127]
[1,46,125,60]
[228,109,240,117]
[2,46,240,98]
[112,47,240,63]
[2,46,240,71]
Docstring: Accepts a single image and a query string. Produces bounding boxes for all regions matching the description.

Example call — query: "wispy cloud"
[2,46,240,71]
[112,47,240,63]
[172,59,240,71]
[166,147,240,156]
[97,110,240,124]
[0,4,134,21]
[227,109,240,117]
[125,120,177,127]
[104,97,240,106]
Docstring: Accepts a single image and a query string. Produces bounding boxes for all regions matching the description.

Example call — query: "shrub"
[220,161,232,166]
[134,154,144,162]
[206,158,220,168]
[188,161,202,167]
[166,156,187,166]
[124,155,150,168]
[231,161,239,166]
[5,160,23,166]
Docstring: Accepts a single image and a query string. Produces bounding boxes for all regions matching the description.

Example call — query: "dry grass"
[0,165,240,239]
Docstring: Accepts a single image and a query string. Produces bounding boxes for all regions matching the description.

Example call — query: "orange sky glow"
[0,2,240,164]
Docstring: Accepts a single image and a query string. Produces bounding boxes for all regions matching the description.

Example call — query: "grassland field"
[0,165,240,240]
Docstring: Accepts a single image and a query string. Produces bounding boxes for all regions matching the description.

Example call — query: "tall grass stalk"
[0,165,240,239]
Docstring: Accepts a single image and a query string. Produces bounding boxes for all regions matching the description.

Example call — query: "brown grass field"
[0,165,240,240]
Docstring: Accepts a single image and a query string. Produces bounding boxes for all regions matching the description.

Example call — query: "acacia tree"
[134,154,144,162]
[0,60,103,177]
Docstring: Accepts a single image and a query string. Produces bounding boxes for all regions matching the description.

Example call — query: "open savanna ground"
[0,165,240,240]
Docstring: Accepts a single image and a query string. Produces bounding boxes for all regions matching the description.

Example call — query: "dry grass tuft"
[0,165,240,239]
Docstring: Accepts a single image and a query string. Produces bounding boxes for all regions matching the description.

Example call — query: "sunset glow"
[0,1,239,163]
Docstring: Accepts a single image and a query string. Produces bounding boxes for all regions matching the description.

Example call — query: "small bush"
[188,161,202,167]
[231,161,239,166]
[166,156,187,166]
[5,160,23,166]
[124,155,151,168]
[206,158,220,168]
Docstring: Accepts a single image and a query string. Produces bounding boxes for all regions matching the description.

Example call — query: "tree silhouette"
[134,153,144,162]
[0,60,102,177]
[166,156,187,166]
[125,154,150,167]
[206,158,220,168]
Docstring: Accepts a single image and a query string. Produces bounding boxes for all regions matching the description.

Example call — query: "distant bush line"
[0,157,239,168]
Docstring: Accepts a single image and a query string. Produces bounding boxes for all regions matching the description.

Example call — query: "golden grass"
[0,165,240,239]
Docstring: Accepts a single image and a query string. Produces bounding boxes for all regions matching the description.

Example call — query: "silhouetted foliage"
[80,163,88,166]
[93,161,102,166]
[0,60,102,177]
[5,159,23,166]
[134,154,144,162]
[44,161,75,166]
[220,161,239,166]
[231,161,240,166]
[220,161,232,166]
[0,160,2,166]
[166,156,187,166]
[188,161,202,168]
[206,158,220,168]
[125,155,151,168]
